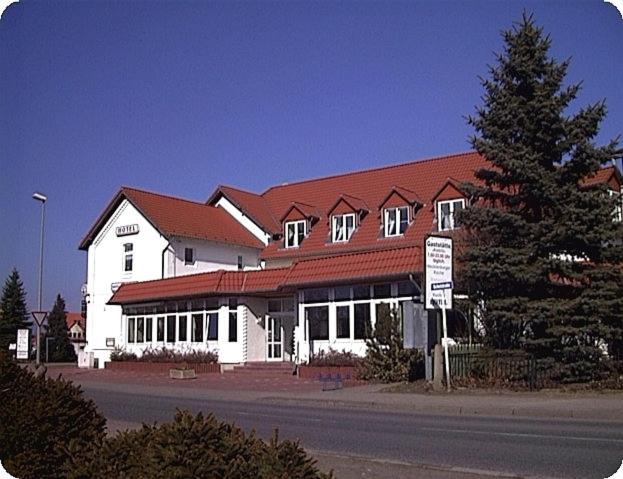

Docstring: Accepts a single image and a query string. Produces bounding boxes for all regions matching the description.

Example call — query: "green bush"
[0,352,106,479]
[358,307,424,382]
[109,347,138,361]
[67,410,332,479]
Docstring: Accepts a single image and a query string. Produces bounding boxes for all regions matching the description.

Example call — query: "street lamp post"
[32,191,47,366]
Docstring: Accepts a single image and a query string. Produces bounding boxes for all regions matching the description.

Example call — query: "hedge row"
[0,353,331,479]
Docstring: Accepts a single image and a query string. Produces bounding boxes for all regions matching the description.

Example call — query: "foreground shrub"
[308,349,362,367]
[0,352,106,479]
[67,410,332,479]
[358,306,424,382]
[109,346,219,364]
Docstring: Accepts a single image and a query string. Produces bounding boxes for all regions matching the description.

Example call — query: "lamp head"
[32,192,47,202]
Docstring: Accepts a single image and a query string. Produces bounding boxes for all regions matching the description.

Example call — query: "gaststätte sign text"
[115,224,139,237]
[424,235,453,310]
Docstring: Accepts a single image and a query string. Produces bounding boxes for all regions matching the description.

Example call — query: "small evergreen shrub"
[358,307,424,382]
[308,349,362,367]
[67,410,332,479]
[0,352,106,479]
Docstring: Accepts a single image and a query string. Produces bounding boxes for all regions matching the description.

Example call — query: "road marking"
[235,411,322,422]
[421,427,623,444]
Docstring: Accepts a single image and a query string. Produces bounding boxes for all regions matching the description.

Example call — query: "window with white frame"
[285,220,306,248]
[437,199,465,231]
[184,247,195,265]
[332,213,356,242]
[384,206,409,237]
[123,243,133,272]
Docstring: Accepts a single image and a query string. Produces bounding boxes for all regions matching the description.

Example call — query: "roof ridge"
[122,186,213,209]
[218,184,264,197]
[260,150,479,196]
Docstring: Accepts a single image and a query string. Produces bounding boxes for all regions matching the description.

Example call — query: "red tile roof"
[208,185,281,234]
[285,246,421,288]
[582,165,621,190]
[66,312,85,330]
[80,187,264,250]
[279,202,321,222]
[109,246,421,304]
[205,154,620,262]
[327,194,370,216]
[109,268,290,304]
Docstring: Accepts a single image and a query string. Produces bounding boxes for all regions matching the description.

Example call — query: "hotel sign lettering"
[116,224,139,237]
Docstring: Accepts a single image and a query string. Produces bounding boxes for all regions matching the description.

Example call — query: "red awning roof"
[108,245,421,305]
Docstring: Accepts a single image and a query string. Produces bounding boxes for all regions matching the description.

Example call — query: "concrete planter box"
[169,368,196,380]
[105,362,220,374]
[298,365,359,380]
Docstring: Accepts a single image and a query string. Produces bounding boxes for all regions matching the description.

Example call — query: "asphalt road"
[83,386,623,479]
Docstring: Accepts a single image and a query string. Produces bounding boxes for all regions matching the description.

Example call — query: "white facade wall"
[167,236,260,276]
[85,200,169,367]
[244,297,268,362]
[84,199,263,367]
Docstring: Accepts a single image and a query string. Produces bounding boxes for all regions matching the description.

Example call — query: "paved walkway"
[46,364,623,422]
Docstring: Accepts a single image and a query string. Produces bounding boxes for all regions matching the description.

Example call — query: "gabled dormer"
[431,178,467,231]
[327,194,369,243]
[378,186,423,237]
[280,202,320,248]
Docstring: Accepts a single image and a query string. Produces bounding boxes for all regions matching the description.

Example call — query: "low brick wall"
[298,365,359,380]
[105,361,220,374]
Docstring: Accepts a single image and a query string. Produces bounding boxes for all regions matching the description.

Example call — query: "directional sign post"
[31,311,48,366]
[425,236,453,391]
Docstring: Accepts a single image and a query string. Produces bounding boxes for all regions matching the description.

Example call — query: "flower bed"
[298,365,359,380]
[105,361,220,374]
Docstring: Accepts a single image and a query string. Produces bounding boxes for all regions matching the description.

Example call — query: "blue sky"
[1,1,622,312]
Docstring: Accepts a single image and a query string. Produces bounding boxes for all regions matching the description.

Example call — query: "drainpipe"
[161,240,171,279]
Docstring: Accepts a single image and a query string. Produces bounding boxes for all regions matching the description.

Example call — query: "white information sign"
[425,235,453,310]
[16,329,29,359]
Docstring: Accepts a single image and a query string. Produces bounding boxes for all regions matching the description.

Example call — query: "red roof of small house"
[66,312,85,330]
[581,165,621,191]
[79,187,264,250]
[108,245,421,304]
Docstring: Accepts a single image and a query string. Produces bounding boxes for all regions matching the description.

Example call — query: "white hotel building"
[79,152,622,368]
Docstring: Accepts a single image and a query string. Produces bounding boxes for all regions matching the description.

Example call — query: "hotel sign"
[116,224,139,237]
[424,235,453,310]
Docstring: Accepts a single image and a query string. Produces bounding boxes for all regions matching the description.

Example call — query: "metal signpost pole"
[441,288,451,391]
[32,192,47,366]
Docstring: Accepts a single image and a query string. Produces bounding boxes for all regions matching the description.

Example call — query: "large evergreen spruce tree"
[459,14,623,382]
[0,269,31,350]
[46,294,77,362]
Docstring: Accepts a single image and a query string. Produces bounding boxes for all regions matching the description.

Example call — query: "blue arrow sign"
[431,281,453,291]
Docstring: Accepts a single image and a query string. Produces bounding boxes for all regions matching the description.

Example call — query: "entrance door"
[266,316,283,361]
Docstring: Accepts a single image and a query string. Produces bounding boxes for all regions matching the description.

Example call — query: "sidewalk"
[48,364,623,422]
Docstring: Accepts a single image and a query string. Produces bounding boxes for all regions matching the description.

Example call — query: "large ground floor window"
[124,299,224,347]
[300,281,418,343]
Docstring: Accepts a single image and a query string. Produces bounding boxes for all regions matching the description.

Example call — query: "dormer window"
[285,220,306,248]
[437,199,465,231]
[332,213,356,242]
[384,206,409,237]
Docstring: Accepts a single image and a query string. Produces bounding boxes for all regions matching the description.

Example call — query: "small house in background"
[66,312,86,356]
